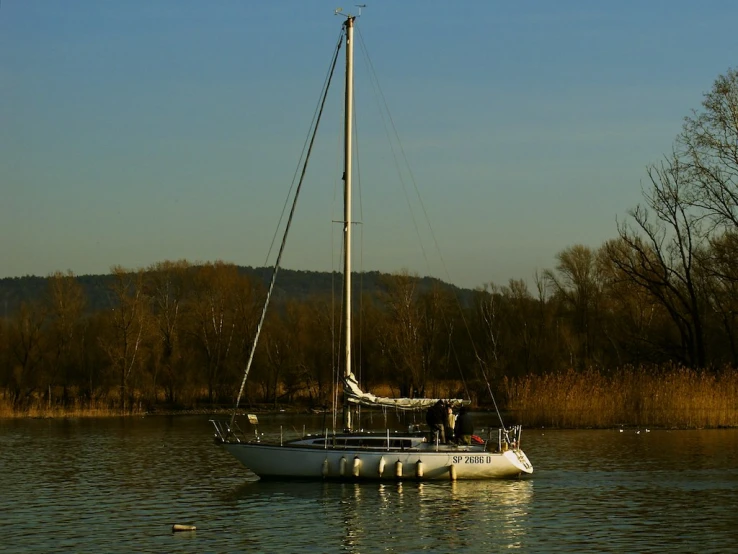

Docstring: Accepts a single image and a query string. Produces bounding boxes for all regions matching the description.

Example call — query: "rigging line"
[331,243,338,430]
[447,327,472,401]
[331,72,346,429]
[356,31,471,405]
[358,31,457,406]
[357,29,505,427]
[331,82,345,431]
[357,30,470,382]
[231,29,345,425]
[264,27,346,266]
[356,29,428,270]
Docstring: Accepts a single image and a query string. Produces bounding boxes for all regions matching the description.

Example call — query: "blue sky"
[2,1,737,289]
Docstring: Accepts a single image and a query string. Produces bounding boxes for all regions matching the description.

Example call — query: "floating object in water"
[172,524,196,533]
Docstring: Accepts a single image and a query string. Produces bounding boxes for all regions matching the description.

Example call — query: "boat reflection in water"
[338,480,533,551]
[226,478,533,551]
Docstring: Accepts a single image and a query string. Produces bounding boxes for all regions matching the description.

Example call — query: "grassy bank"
[505,366,738,429]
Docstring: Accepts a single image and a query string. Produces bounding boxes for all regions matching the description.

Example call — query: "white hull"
[221,440,533,480]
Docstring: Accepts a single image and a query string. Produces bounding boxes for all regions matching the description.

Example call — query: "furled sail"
[343,373,468,410]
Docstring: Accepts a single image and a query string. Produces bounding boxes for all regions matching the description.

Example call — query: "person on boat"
[454,407,473,445]
[445,404,456,444]
[426,400,446,443]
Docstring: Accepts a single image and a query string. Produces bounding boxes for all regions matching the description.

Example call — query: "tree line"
[3,68,738,418]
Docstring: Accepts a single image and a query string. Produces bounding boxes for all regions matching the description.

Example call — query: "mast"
[342,16,355,431]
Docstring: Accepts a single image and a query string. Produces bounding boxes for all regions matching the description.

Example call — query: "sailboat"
[210,11,533,480]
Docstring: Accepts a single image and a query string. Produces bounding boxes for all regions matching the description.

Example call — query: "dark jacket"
[426,401,445,427]
[454,409,473,437]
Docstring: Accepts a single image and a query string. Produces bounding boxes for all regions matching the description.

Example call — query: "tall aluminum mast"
[342,15,355,431]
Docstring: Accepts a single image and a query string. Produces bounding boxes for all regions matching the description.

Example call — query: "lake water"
[1,414,737,553]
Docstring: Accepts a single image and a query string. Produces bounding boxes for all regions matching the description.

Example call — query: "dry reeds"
[3,366,737,427]
[0,391,146,419]
[505,365,738,429]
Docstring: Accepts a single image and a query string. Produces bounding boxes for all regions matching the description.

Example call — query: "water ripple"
[2,418,737,553]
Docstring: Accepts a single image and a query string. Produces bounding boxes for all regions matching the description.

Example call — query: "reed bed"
[0,393,146,419]
[505,365,738,429]
[2,367,737,427]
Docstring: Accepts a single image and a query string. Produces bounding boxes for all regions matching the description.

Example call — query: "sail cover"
[343,373,468,410]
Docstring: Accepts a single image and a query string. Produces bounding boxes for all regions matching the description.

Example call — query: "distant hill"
[0,267,474,316]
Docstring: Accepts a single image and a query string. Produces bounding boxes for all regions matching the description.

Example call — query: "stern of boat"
[506,448,533,475]
[490,425,533,476]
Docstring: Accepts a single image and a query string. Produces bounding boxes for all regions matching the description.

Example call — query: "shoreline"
[1,405,735,430]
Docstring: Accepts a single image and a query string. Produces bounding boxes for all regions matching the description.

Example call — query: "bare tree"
[145,260,191,403]
[474,283,505,379]
[680,68,738,230]
[376,272,425,397]
[230,271,264,404]
[596,247,664,365]
[607,155,706,366]
[44,271,85,406]
[698,232,738,364]
[676,69,738,365]
[6,301,48,407]
[186,262,239,403]
[299,296,335,406]
[544,245,604,368]
[99,267,150,411]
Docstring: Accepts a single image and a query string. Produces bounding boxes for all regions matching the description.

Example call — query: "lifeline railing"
[210,419,248,444]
